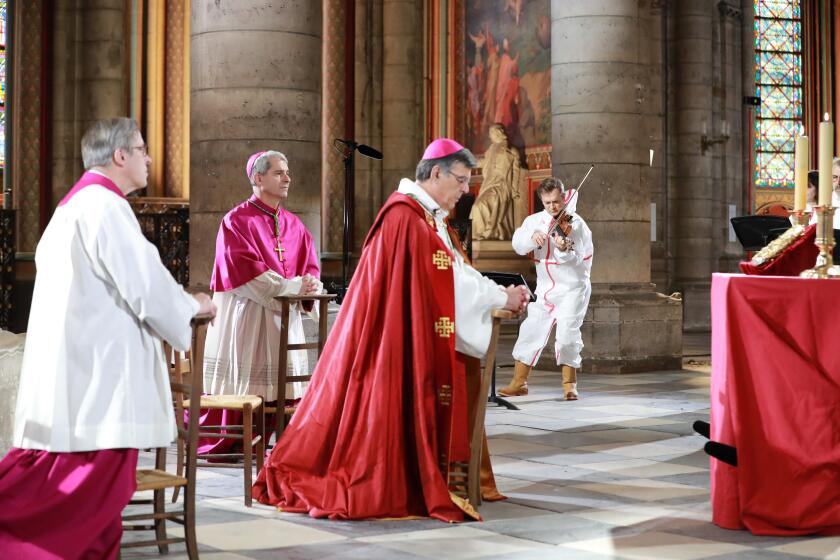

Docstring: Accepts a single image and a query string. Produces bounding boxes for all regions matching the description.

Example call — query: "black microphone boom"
[357,144,383,160]
[334,138,382,160]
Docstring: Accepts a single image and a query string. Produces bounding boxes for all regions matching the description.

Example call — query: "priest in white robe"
[0,117,215,559]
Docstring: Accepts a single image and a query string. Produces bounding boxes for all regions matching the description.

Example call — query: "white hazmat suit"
[511,193,593,369]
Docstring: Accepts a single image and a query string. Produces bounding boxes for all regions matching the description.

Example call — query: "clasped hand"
[298,273,322,296]
[503,285,529,315]
[193,292,218,321]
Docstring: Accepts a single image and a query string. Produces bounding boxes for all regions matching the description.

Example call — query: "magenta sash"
[58,171,126,206]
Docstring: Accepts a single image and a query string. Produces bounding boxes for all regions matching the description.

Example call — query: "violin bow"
[559,164,595,216]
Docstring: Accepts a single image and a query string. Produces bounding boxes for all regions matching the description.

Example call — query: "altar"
[710,273,840,535]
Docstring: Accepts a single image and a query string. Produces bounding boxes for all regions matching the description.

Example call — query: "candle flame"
[800,124,805,135]
[825,112,830,121]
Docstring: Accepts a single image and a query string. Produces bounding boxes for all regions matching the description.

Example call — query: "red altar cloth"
[710,273,840,536]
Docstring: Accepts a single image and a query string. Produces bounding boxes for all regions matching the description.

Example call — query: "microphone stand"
[334,139,382,303]
[341,150,354,303]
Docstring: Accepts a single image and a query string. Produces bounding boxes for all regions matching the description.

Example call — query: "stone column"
[667,0,744,332]
[669,1,715,331]
[716,3,746,280]
[190,1,322,288]
[52,1,128,207]
[551,0,681,373]
[381,0,423,207]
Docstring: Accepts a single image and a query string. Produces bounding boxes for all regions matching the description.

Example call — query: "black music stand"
[730,215,791,251]
[480,272,534,411]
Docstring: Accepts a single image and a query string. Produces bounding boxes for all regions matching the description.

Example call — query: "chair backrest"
[467,308,514,506]
[271,295,335,439]
[165,317,211,483]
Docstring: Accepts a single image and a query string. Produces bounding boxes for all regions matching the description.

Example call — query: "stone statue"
[470,124,523,240]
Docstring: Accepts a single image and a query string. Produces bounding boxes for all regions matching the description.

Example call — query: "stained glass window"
[0,1,6,171]
[754,0,802,188]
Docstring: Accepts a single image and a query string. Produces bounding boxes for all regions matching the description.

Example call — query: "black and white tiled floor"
[123,350,840,559]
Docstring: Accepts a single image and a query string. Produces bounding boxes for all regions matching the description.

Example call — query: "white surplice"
[14,181,200,452]
[203,271,321,401]
[397,179,507,358]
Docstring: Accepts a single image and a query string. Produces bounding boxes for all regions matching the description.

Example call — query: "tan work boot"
[562,365,578,401]
[498,360,531,397]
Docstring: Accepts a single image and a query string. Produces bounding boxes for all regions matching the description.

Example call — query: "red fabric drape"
[710,274,840,535]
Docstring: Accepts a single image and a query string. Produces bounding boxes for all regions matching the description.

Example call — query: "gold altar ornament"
[800,205,840,278]
[750,221,807,266]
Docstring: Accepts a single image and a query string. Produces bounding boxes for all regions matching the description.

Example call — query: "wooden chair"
[467,309,513,507]
[121,314,212,559]
[265,294,335,444]
[170,330,265,507]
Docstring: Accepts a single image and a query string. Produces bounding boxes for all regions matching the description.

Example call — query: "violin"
[544,211,574,252]
[547,211,573,238]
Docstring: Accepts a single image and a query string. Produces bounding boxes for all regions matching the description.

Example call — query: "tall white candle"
[819,113,834,207]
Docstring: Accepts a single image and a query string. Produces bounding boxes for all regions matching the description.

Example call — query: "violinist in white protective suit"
[499,176,593,401]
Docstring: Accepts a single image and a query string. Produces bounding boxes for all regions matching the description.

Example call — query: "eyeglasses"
[446,171,470,186]
[126,144,148,156]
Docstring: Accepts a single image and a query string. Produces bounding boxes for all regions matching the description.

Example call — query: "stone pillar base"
[681,281,712,333]
[536,283,683,374]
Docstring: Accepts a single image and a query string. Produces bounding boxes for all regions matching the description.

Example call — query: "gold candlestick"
[789,210,808,227]
[800,205,840,278]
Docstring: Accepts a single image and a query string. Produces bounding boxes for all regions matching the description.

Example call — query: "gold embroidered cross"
[432,250,452,270]
[438,384,452,406]
[434,317,454,338]
[275,240,285,262]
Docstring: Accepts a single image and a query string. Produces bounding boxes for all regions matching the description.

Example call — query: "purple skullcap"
[421,138,465,160]
[245,151,267,181]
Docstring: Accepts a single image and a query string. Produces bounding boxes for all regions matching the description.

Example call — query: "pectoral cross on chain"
[275,239,285,262]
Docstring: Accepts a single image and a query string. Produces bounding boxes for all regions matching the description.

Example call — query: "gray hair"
[415,148,478,182]
[536,176,566,197]
[249,150,289,186]
[834,157,840,168]
[81,117,140,169]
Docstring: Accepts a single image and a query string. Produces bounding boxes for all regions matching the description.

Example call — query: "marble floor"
[122,347,840,559]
